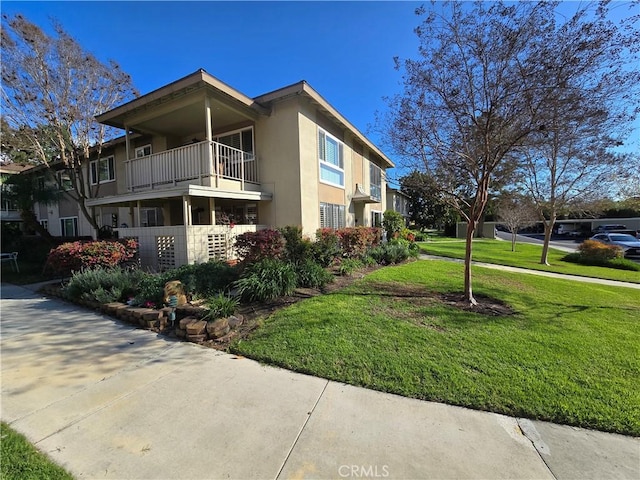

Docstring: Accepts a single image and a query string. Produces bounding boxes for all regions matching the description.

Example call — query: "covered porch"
[87,185,271,270]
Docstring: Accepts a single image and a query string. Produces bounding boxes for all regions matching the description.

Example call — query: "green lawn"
[420,238,640,283]
[232,260,640,435]
[1,422,73,480]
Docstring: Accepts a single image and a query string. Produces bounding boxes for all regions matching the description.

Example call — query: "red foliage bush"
[336,227,382,258]
[45,238,138,275]
[234,229,285,264]
[577,239,623,261]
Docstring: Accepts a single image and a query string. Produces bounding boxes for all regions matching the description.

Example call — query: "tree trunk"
[19,209,56,244]
[77,197,99,238]
[511,231,517,252]
[464,219,477,306]
[540,219,555,265]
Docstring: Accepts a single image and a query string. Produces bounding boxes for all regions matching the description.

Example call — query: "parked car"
[589,233,640,258]
[592,224,627,234]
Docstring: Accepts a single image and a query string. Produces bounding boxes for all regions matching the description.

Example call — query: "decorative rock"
[179,317,197,329]
[227,315,244,328]
[186,320,207,335]
[186,333,207,343]
[215,331,238,343]
[142,310,161,321]
[207,318,230,339]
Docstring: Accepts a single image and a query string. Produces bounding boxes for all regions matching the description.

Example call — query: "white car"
[590,233,640,258]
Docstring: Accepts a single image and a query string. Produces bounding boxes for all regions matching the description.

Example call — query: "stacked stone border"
[39,283,244,346]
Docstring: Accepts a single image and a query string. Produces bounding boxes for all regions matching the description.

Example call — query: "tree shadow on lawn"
[341,280,517,318]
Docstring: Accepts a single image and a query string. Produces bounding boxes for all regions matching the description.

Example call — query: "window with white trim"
[40,219,49,231]
[90,156,115,185]
[135,145,152,158]
[60,217,78,237]
[371,210,382,228]
[319,202,345,229]
[318,129,344,187]
[370,162,382,201]
[214,127,254,155]
[57,171,73,191]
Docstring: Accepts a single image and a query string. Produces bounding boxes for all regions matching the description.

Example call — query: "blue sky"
[2,1,425,183]
[2,1,638,184]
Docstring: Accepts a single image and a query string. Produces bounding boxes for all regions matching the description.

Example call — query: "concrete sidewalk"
[1,283,638,479]
[420,254,640,289]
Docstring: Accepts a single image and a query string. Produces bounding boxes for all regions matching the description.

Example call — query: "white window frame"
[57,171,73,191]
[60,217,78,237]
[214,126,255,155]
[319,202,345,229]
[90,156,115,185]
[135,145,152,158]
[369,162,382,201]
[318,129,345,188]
[371,210,383,228]
[40,219,49,231]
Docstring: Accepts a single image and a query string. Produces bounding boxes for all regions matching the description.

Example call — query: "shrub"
[171,260,238,299]
[64,267,144,302]
[295,258,334,289]
[204,293,239,320]
[234,229,285,264]
[130,260,238,306]
[383,210,405,239]
[577,240,623,261]
[45,239,138,276]
[281,225,314,264]
[234,258,297,302]
[562,252,640,271]
[412,231,429,242]
[314,229,342,267]
[83,286,123,304]
[337,258,364,276]
[337,227,382,259]
[132,273,166,307]
[368,241,416,265]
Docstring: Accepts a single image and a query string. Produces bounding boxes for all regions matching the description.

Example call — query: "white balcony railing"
[124,141,259,191]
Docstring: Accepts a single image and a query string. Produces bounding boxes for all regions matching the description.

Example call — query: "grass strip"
[232,260,640,435]
[1,422,73,480]
[419,239,640,283]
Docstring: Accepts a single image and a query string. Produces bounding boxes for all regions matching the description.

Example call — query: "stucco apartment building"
[35,70,394,269]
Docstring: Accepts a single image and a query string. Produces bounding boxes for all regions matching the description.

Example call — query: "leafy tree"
[399,170,457,230]
[382,210,405,240]
[0,171,60,242]
[382,0,639,305]
[1,14,138,233]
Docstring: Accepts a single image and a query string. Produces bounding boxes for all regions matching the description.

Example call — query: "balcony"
[124,141,258,192]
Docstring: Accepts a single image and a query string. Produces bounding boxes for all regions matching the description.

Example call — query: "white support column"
[136,201,141,227]
[183,195,192,226]
[209,197,216,225]
[125,127,131,160]
[205,96,215,187]
[125,127,132,191]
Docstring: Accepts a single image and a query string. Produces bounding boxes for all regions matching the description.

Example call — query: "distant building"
[386,186,410,225]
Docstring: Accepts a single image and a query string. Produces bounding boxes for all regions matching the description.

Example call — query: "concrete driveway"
[1,283,638,479]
